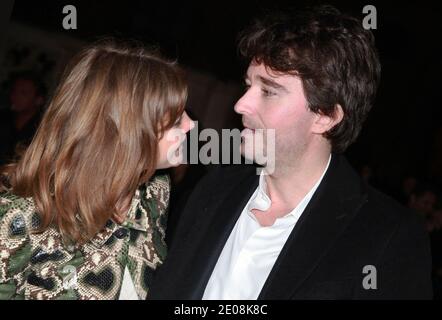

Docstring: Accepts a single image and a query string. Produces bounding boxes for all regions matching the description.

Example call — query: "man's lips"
[242,122,256,132]
[241,128,255,138]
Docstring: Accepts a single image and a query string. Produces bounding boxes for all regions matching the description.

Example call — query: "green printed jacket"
[0,173,170,300]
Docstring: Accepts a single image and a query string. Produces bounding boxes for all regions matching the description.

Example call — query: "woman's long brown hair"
[1,39,187,244]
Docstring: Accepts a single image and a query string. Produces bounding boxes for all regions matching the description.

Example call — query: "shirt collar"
[246,154,332,221]
[246,172,271,214]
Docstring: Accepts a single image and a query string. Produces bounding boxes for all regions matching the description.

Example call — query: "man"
[149,5,432,299]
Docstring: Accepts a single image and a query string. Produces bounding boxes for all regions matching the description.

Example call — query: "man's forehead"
[245,63,297,82]
[245,63,301,92]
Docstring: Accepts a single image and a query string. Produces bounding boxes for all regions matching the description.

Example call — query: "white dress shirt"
[203,155,331,300]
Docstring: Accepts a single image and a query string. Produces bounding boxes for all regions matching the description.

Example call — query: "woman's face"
[157,111,194,169]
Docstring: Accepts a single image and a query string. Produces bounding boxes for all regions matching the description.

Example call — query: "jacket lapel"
[258,154,368,299]
[190,166,259,299]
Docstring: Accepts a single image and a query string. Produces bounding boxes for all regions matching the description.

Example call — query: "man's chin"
[240,147,266,165]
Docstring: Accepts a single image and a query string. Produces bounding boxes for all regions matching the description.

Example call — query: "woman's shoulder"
[0,192,36,233]
[0,192,35,217]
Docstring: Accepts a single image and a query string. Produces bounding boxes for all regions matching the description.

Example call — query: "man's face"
[234,62,317,167]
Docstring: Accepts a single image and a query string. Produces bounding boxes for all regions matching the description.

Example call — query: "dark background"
[1,0,442,299]
[5,0,442,189]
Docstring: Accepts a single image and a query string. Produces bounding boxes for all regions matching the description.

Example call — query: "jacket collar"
[190,153,368,299]
[89,173,170,249]
[258,153,368,299]
[88,189,146,249]
[189,167,260,299]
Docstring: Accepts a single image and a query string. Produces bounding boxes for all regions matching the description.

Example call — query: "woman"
[0,40,193,300]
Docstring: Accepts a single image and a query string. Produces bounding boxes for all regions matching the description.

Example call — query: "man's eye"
[262,88,276,97]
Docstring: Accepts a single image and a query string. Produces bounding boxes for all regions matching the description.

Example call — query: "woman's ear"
[311,104,344,135]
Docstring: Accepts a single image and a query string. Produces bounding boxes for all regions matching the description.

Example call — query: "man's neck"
[263,148,331,211]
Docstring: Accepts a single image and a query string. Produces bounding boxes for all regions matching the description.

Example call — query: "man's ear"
[311,104,344,135]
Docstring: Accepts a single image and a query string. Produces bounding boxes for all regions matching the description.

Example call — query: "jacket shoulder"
[358,185,429,257]
[0,192,36,233]
[355,186,432,299]
[0,192,35,299]
[364,185,424,227]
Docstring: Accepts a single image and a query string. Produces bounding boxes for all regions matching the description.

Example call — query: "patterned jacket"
[0,173,170,300]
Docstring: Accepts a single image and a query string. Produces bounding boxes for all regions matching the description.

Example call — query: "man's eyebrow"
[258,76,289,92]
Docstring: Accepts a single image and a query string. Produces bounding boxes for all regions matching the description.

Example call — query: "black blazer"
[149,154,432,299]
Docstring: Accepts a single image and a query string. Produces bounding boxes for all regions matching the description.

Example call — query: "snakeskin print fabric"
[0,173,170,300]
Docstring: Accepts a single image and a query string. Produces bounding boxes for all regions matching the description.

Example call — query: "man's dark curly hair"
[238,5,381,153]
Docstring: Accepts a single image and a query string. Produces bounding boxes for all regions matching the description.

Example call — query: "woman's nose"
[182,112,195,133]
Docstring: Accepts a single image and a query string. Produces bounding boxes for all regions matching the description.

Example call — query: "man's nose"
[234,94,248,115]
